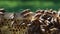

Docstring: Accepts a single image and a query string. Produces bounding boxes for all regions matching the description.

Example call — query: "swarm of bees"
[0,8,60,34]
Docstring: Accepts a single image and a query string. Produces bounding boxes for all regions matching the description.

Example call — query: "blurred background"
[0,0,60,12]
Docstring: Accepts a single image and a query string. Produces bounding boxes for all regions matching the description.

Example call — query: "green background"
[0,0,60,12]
